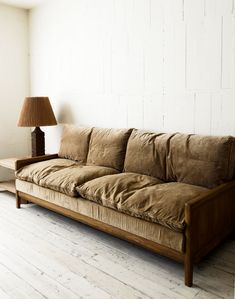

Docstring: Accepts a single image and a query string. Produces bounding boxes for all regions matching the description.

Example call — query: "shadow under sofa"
[15,126,235,287]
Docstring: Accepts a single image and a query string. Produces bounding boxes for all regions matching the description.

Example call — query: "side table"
[0,158,20,194]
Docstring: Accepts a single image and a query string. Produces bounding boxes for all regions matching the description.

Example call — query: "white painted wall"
[29,0,235,154]
[0,3,30,180]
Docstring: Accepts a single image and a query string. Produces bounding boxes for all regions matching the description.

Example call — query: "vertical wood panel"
[121,95,144,129]
[194,93,212,135]
[219,91,235,135]
[210,93,222,135]
[164,19,186,91]
[184,0,205,19]
[144,25,164,93]
[186,16,221,90]
[144,1,163,93]
[205,0,233,16]
[164,92,195,133]
[221,16,233,88]
[143,95,164,131]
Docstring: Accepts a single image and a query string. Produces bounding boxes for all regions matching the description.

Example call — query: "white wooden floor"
[0,193,234,299]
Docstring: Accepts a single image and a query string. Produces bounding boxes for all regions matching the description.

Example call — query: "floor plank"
[0,193,234,299]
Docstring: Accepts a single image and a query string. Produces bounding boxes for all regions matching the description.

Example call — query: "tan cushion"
[87,127,132,171]
[118,182,208,232]
[39,165,119,196]
[16,158,76,185]
[59,125,92,163]
[77,172,163,204]
[77,175,208,232]
[124,129,175,180]
[16,158,118,196]
[167,133,235,188]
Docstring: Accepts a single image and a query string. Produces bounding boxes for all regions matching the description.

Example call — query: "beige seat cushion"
[77,172,163,204]
[16,158,118,197]
[39,165,119,196]
[59,125,93,163]
[124,129,175,181]
[167,133,235,188]
[87,127,132,171]
[77,175,208,232]
[16,158,76,185]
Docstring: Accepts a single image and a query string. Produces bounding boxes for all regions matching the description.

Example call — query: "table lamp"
[18,97,57,157]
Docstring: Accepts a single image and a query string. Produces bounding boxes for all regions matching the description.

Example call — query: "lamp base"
[31,127,45,157]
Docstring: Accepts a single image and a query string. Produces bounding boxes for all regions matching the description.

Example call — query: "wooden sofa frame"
[15,155,235,287]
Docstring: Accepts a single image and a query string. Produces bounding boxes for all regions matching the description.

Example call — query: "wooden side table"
[0,158,20,194]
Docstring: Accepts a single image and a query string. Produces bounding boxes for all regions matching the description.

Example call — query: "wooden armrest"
[15,154,58,170]
[186,180,235,209]
[185,180,235,262]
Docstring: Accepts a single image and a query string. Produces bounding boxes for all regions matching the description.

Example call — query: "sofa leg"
[184,255,193,287]
[16,192,21,209]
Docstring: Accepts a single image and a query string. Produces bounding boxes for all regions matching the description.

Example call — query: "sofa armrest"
[15,154,58,171]
[185,180,235,263]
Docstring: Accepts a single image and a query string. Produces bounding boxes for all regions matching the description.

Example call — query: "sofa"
[15,125,235,287]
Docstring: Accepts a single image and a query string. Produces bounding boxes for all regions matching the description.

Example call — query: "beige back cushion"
[87,127,132,171]
[124,129,235,188]
[124,129,174,181]
[167,133,235,188]
[59,125,92,163]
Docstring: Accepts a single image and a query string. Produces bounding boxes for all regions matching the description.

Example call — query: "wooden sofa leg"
[185,203,193,287]
[184,255,193,287]
[16,192,21,209]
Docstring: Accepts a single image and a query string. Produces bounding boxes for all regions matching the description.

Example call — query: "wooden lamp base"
[31,127,45,157]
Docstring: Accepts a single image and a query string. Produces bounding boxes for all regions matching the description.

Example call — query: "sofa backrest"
[58,125,92,163]
[166,133,235,188]
[86,127,133,171]
[59,125,235,188]
[124,129,235,188]
[124,129,174,181]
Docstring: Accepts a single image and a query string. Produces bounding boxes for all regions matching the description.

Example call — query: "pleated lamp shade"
[18,97,57,157]
[18,97,57,127]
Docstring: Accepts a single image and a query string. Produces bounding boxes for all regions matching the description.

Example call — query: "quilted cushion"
[39,165,119,196]
[77,175,208,232]
[167,133,235,188]
[87,127,132,171]
[124,129,175,181]
[77,173,162,202]
[16,158,76,185]
[16,158,118,196]
[59,125,92,163]
[117,182,208,232]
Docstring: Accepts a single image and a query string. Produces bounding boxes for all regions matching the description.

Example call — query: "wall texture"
[29,0,235,153]
[0,4,30,180]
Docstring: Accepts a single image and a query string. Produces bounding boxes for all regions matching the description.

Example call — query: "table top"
[0,157,28,170]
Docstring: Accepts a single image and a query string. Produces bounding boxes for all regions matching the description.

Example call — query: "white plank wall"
[29,0,235,153]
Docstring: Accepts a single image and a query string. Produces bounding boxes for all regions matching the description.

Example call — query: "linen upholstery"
[124,129,175,180]
[77,173,163,205]
[77,176,208,232]
[16,179,185,252]
[16,159,118,197]
[59,125,92,163]
[39,165,119,196]
[87,127,132,171]
[167,133,235,188]
[16,158,76,185]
